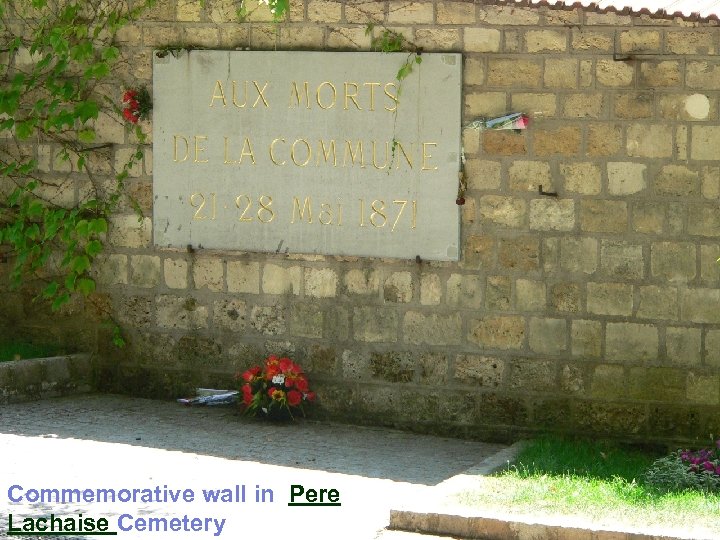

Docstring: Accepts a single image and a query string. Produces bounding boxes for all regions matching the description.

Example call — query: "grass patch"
[0,341,63,362]
[454,437,720,537]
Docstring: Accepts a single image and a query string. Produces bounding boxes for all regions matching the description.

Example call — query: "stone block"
[563,93,604,118]
[289,303,323,338]
[571,29,613,51]
[479,196,526,228]
[639,61,681,87]
[686,373,720,405]
[529,199,575,231]
[686,61,720,90]
[551,283,581,313]
[485,275,511,310]
[619,29,661,52]
[659,93,714,121]
[130,255,161,288]
[681,288,720,324]
[637,285,678,320]
[344,269,380,296]
[666,31,715,55]
[249,304,285,336]
[596,59,634,87]
[654,165,699,197]
[466,92,506,117]
[560,162,601,195]
[462,235,495,269]
[632,202,664,234]
[384,271,413,303]
[533,126,581,156]
[227,261,260,294]
[414,28,461,51]
[510,93,557,117]
[468,315,525,350]
[95,254,128,286]
[482,131,527,155]
[571,320,602,359]
[192,257,224,292]
[403,312,462,346]
[498,237,539,271]
[605,322,658,362]
[387,1,433,24]
[488,59,542,87]
[353,307,398,343]
[307,0,342,22]
[528,317,567,354]
[464,28,501,52]
[544,59,577,88]
[509,161,552,192]
[542,237,559,274]
[282,26,325,48]
[479,6,539,25]
[437,2,476,24]
[706,330,720,367]
[586,123,622,156]
[454,355,504,387]
[466,160,501,190]
[614,92,654,119]
[651,242,696,282]
[702,166,719,199]
[370,352,415,383]
[420,274,441,305]
[213,298,247,332]
[157,295,208,330]
[163,259,188,290]
[688,204,720,237]
[627,367,685,401]
[508,358,557,391]
[700,245,720,284]
[692,126,720,161]
[591,364,626,399]
[446,274,483,309]
[580,200,627,233]
[262,264,298,295]
[607,162,647,195]
[600,241,644,280]
[109,215,151,248]
[560,237,597,274]
[525,29,567,52]
[587,282,633,316]
[516,279,546,311]
[305,268,337,298]
[626,124,673,158]
[666,326,702,366]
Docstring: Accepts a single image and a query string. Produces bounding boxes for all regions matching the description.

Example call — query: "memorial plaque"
[153,51,462,260]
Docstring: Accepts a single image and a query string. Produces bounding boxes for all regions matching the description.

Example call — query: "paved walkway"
[0,395,505,540]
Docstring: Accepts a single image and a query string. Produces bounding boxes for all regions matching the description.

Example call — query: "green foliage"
[0,0,153,343]
[367,24,422,81]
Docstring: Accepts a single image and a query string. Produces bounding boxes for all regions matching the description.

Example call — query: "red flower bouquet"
[121,87,152,124]
[237,356,316,420]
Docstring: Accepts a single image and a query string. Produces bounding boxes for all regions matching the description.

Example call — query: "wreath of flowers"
[237,356,316,420]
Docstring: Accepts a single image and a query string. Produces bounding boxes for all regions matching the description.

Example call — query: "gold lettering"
[392,200,407,232]
[317,139,337,167]
[292,196,313,223]
[394,141,413,169]
[194,135,209,163]
[232,80,247,108]
[291,139,311,167]
[319,203,333,225]
[190,193,206,220]
[343,140,365,168]
[253,81,270,108]
[344,82,361,110]
[364,82,380,111]
[236,195,253,222]
[422,142,438,171]
[270,138,286,165]
[173,135,189,162]
[240,137,256,164]
[210,80,227,107]
[370,200,387,228]
[223,137,237,164]
[316,81,337,110]
[384,82,399,112]
[337,201,343,226]
[371,141,389,170]
[289,82,311,109]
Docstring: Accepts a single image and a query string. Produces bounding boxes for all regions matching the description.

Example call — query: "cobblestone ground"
[0,395,506,540]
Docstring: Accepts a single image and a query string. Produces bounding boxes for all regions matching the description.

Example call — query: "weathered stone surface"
[466,159,501,190]
[465,92,507,117]
[130,255,161,288]
[627,367,685,401]
[626,124,673,158]
[482,131,527,155]
[213,298,246,332]
[95,254,128,286]
[551,283,581,313]
[600,241,644,280]
[591,364,625,399]
[533,126,581,156]
[305,268,337,298]
[706,330,720,367]
[370,352,415,383]
[620,29,661,52]
[446,274,483,309]
[586,123,622,156]
[587,282,633,316]
[508,358,557,391]
[607,162,647,195]
[479,196,526,228]
[640,61,681,87]
[420,273,441,305]
[528,318,567,354]
[437,1,476,24]
[702,166,720,199]
[596,59,634,87]
[571,320,602,359]
[462,235,495,270]
[560,237,597,274]
[614,92,654,119]
[580,200,628,233]
[469,316,525,350]
[526,29,567,52]
[700,245,720,284]
[666,326,702,366]
[485,275,511,310]
[511,93,557,117]
[529,199,575,231]
[544,59,577,88]
[572,29,613,51]
[454,355,504,387]
[509,161,552,192]
[605,323,658,362]
[403,312,462,346]
[563,93,605,118]
[691,126,720,160]
[249,305,285,336]
[488,59,542,87]
[651,242,696,282]
[681,288,720,323]
[516,279,546,311]
[353,307,398,343]
[227,261,260,294]
[344,269,380,296]
[498,237,539,271]
[654,165,700,197]
[288,303,323,338]
[464,28,501,52]
[686,373,720,405]
[560,162,601,195]
[632,202,664,234]
[637,285,678,320]
[156,295,208,330]
[192,257,224,292]
[666,31,715,55]
[384,272,413,303]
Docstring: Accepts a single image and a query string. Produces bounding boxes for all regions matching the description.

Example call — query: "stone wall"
[4,0,720,443]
